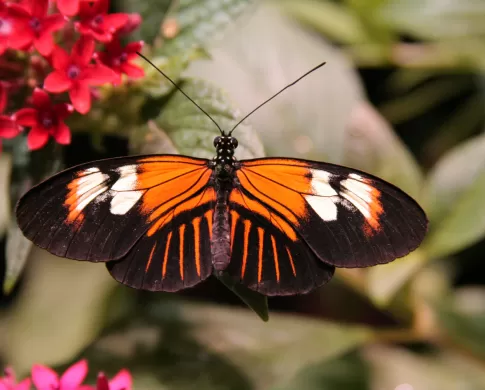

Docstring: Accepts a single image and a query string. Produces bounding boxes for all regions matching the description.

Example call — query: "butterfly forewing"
[16,155,212,264]
[237,158,427,268]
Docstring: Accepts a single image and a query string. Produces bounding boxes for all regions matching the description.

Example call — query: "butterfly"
[15,59,428,296]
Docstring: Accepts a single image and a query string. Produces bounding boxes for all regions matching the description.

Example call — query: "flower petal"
[103,13,130,31]
[83,64,117,85]
[51,45,70,70]
[14,108,38,126]
[44,71,71,93]
[31,0,49,17]
[32,88,51,108]
[56,0,80,16]
[27,126,49,150]
[53,121,71,145]
[59,359,88,389]
[125,40,144,54]
[15,378,32,390]
[31,364,59,390]
[96,373,110,390]
[120,63,145,79]
[0,115,20,138]
[0,82,7,113]
[35,32,55,56]
[73,36,95,65]
[42,13,68,34]
[69,82,91,114]
[53,102,74,120]
[0,382,8,390]
[109,369,132,390]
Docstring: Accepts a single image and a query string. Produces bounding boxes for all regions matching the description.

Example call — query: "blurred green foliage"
[2,0,485,389]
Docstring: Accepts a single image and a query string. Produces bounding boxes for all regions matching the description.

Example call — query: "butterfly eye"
[213,136,222,147]
[230,138,238,149]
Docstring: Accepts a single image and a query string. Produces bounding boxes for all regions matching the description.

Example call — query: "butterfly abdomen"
[211,189,231,272]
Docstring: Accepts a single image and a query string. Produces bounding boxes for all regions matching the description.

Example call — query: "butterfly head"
[213,135,238,166]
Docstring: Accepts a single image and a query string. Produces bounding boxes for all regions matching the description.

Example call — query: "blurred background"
[1,0,485,389]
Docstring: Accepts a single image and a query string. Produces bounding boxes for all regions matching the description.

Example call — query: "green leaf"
[3,222,32,294]
[423,133,485,258]
[155,78,265,159]
[115,0,172,43]
[217,273,268,322]
[179,303,371,388]
[367,249,426,307]
[187,2,364,163]
[365,345,485,390]
[434,287,485,360]
[1,249,118,374]
[273,351,369,390]
[280,0,371,45]
[161,0,255,56]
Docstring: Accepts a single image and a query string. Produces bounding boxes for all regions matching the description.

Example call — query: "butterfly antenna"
[137,52,225,135]
[228,62,326,135]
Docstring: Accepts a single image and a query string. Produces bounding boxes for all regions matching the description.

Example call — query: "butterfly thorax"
[210,135,239,272]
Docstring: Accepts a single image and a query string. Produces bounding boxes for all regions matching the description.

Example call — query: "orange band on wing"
[147,187,215,236]
[193,217,201,277]
[230,190,298,241]
[271,235,280,282]
[146,243,157,272]
[285,246,296,276]
[179,224,185,281]
[241,219,251,279]
[162,231,172,279]
[257,227,264,283]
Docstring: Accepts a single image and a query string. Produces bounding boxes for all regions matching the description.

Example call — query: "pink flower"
[43,36,116,113]
[75,0,129,43]
[31,359,88,390]
[14,88,73,150]
[0,367,31,390]
[95,370,132,390]
[7,0,67,56]
[96,39,144,85]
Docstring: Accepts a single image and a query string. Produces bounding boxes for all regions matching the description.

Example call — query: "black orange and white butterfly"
[15,59,428,296]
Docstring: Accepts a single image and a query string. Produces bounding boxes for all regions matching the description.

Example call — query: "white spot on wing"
[110,191,143,215]
[341,177,373,203]
[304,195,338,221]
[76,185,108,212]
[112,165,138,191]
[341,191,370,219]
[74,170,110,211]
[310,169,337,196]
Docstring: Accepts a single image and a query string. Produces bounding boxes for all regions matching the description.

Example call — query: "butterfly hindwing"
[107,190,215,292]
[226,188,335,295]
[16,155,212,263]
[237,158,428,268]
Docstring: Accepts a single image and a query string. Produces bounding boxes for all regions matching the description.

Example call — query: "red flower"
[31,360,88,390]
[7,0,67,56]
[0,81,7,112]
[96,39,144,84]
[43,36,116,113]
[116,13,142,36]
[55,0,92,17]
[0,115,20,153]
[14,88,73,150]
[0,367,31,390]
[95,370,132,390]
[76,0,129,43]
[0,2,30,54]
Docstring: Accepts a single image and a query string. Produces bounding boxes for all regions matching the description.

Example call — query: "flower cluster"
[0,360,132,390]
[0,0,144,152]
